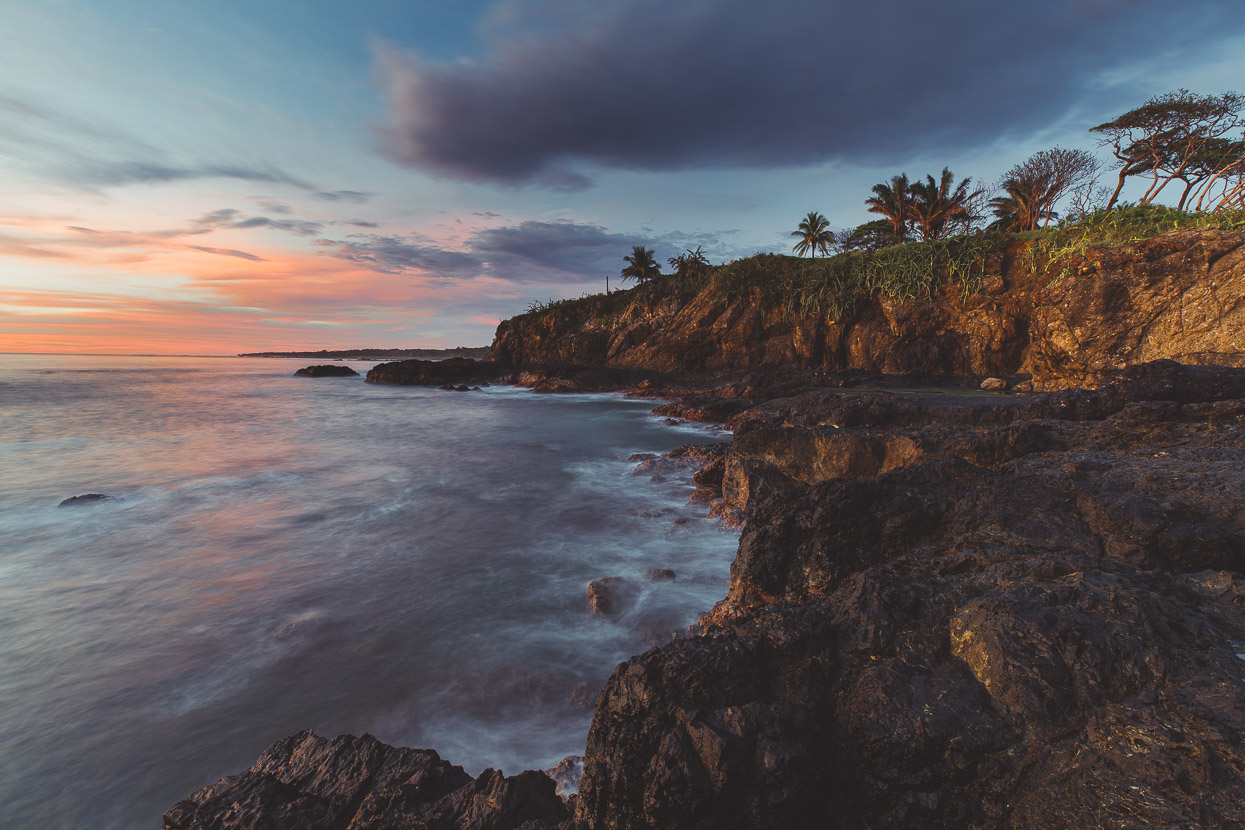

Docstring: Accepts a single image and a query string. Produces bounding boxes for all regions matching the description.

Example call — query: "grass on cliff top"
[1022,203,1245,283]
[515,205,1245,326]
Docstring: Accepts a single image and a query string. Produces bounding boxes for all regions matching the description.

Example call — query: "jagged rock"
[294,365,359,377]
[545,755,585,798]
[58,493,112,507]
[644,569,676,581]
[572,363,1245,829]
[980,377,1007,390]
[162,730,568,830]
[587,578,638,616]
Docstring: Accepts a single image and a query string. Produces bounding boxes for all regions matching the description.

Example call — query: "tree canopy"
[908,168,981,241]
[1092,89,1245,210]
[865,174,914,245]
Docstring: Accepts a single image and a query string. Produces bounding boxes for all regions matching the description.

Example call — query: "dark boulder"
[366,357,502,386]
[587,578,639,616]
[58,493,112,507]
[294,365,359,378]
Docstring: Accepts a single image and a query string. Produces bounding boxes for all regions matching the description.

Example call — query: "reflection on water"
[0,354,737,829]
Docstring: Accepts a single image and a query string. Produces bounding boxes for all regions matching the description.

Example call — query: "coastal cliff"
[492,228,1245,388]
[168,228,1245,829]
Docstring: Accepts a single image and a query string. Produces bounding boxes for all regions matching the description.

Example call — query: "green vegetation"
[1023,203,1245,283]
[515,202,1245,330]
[513,88,1245,331]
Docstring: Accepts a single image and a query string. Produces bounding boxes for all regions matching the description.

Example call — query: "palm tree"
[989,173,1057,232]
[668,246,711,277]
[908,168,981,241]
[865,174,913,246]
[621,246,662,283]
[790,212,834,257]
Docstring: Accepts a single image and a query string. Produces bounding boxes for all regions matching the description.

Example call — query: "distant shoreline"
[238,347,490,360]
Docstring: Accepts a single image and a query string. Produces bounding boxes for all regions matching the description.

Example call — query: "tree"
[621,245,662,283]
[865,174,913,245]
[907,168,981,241]
[668,246,711,277]
[1091,89,1245,209]
[835,220,895,253]
[989,173,1058,231]
[790,212,834,257]
[1008,147,1100,226]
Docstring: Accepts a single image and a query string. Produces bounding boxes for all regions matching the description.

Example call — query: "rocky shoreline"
[166,358,1245,829]
[166,228,1245,828]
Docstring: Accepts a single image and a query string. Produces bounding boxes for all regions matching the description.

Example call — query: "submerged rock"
[586,578,638,616]
[294,365,359,377]
[58,493,112,507]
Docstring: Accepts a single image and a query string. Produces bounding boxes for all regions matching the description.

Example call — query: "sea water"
[0,354,737,829]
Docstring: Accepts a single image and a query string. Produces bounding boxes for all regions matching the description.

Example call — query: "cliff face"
[491,229,1245,388]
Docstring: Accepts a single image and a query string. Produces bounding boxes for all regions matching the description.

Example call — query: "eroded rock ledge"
[168,361,1245,829]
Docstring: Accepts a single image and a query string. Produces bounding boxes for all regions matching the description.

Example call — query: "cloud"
[0,93,314,191]
[188,245,268,262]
[470,220,649,278]
[313,190,371,203]
[318,219,728,281]
[193,209,323,236]
[77,161,313,189]
[318,235,485,277]
[373,0,1242,188]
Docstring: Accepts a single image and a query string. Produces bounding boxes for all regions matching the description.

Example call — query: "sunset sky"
[3,0,1244,354]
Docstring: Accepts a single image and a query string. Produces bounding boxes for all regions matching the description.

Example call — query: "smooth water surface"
[0,354,737,829]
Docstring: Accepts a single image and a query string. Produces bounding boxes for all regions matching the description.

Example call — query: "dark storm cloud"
[374,0,1241,188]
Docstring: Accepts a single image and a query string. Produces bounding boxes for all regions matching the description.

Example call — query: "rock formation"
[294,365,360,377]
[491,229,1245,389]
[58,493,112,506]
[162,730,568,830]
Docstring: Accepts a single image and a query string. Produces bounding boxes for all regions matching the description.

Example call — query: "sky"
[2,0,1243,354]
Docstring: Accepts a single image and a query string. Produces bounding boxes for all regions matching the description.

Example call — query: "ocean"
[0,354,737,829]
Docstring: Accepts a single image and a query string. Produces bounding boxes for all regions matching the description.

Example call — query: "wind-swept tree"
[621,245,662,283]
[1091,89,1245,209]
[865,174,913,245]
[790,212,834,257]
[907,168,981,241]
[1004,147,1100,226]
